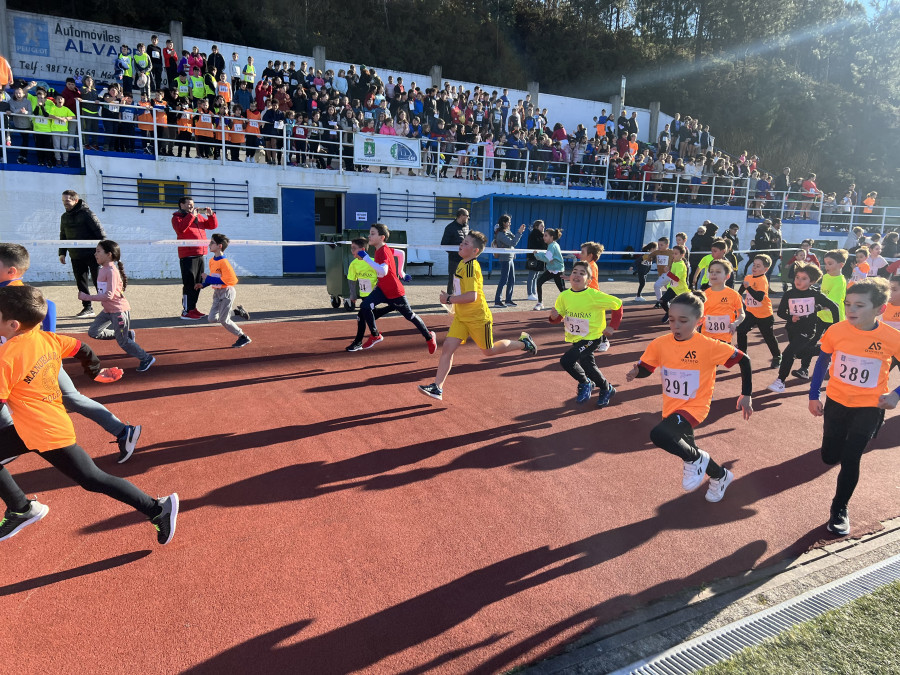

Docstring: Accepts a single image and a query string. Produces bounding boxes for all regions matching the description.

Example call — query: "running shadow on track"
[18,406,442,496]
[179,500,767,675]
[0,550,152,598]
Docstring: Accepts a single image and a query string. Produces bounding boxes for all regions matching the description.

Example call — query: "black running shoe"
[74,307,95,318]
[345,341,363,352]
[232,334,252,348]
[0,499,49,542]
[827,507,850,536]
[115,424,142,464]
[792,368,810,380]
[233,305,250,320]
[597,386,617,408]
[151,494,179,545]
[770,355,782,369]
[418,383,443,400]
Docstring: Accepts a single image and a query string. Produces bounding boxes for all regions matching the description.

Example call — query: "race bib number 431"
[661,366,700,400]
[788,297,816,316]
[834,351,879,389]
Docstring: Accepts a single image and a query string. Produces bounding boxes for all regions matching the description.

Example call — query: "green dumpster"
[320,229,408,308]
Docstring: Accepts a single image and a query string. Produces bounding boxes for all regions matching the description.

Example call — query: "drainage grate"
[610,553,900,675]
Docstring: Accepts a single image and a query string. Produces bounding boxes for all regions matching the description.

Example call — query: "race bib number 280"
[704,315,731,333]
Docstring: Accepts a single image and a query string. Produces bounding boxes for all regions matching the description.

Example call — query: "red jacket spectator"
[255,80,272,109]
[171,210,218,258]
[60,82,81,111]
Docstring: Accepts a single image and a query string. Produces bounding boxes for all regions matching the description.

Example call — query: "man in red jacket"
[172,196,218,319]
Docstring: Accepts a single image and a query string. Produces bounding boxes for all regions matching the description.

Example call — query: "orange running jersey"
[0,328,81,451]
[881,303,900,331]
[587,260,599,290]
[742,274,773,318]
[639,332,741,425]
[702,287,743,342]
[820,321,900,408]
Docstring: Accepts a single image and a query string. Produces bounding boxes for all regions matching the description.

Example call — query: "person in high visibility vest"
[31,88,55,167]
[173,72,191,105]
[215,73,232,105]
[189,67,208,106]
[225,104,246,162]
[175,101,194,157]
[132,43,152,98]
[203,67,219,107]
[114,45,134,97]
[78,75,101,150]
[136,93,156,154]
[193,99,216,158]
[242,56,256,85]
[48,92,76,167]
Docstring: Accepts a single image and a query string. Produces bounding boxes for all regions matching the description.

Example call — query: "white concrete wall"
[0,153,608,281]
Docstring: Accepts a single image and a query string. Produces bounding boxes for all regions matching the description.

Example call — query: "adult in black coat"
[440,208,470,294]
[59,189,106,317]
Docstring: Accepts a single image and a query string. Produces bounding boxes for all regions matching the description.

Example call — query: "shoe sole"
[0,456,18,466]
[158,493,179,546]
[705,471,734,502]
[233,338,252,348]
[180,315,203,320]
[826,522,850,536]
[418,386,443,401]
[766,385,785,393]
[136,357,156,373]
[345,346,363,352]
[0,503,49,542]
[118,425,142,464]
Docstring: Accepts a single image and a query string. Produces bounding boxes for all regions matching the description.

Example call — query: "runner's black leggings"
[560,338,609,391]
[636,262,651,296]
[536,270,565,303]
[649,414,726,479]
[736,314,781,358]
[821,398,884,512]
[355,286,430,341]
[0,426,158,516]
[778,325,820,381]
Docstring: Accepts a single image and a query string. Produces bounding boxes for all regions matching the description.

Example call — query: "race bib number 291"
[661,366,700,401]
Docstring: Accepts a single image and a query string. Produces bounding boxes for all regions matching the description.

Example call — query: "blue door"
[282,188,316,274]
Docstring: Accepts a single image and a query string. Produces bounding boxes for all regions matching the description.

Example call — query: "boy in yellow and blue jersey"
[345,238,378,311]
[197,234,251,347]
[549,260,623,407]
[418,230,537,401]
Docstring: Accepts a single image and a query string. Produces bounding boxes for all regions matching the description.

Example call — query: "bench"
[406,247,434,276]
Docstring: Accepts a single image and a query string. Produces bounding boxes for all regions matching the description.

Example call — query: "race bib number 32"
[564,316,590,336]
[834,351,880,389]
[661,366,700,401]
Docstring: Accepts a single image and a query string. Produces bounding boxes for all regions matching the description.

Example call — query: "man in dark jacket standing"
[440,208,469,294]
[172,196,218,319]
[59,189,105,317]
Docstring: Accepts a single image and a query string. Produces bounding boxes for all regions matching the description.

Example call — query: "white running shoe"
[767,378,786,393]
[705,469,735,502]
[634,296,646,302]
[527,294,538,301]
[597,339,610,352]
[683,450,710,491]
[532,302,544,311]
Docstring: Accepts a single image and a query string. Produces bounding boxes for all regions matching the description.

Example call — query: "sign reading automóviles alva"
[7,10,168,82]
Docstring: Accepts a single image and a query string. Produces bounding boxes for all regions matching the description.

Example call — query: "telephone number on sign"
[42,64,114,79]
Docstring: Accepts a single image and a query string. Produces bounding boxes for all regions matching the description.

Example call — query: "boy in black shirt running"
[767,264,840,393]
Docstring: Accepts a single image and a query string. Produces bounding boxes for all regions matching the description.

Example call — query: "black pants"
[180,255,205,312]
[636,261,650,296]
[736,313,781,358]
[70,254,99,308]
[35,133,53,165]
[660,287,678,315]
[778,325,820,380]
[0,426,157,516]
[560,338,609,391]
[355,287,431,341]
[446,253,462,294]
[537,270,565,303]
[649,414,726,479]
[821,398,884,512]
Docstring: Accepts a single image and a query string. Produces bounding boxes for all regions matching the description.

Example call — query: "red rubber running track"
[1,306,898,674]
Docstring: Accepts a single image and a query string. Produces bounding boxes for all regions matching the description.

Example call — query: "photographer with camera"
[171,197,218,319]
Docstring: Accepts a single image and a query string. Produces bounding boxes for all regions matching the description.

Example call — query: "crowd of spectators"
[0,41,886,224]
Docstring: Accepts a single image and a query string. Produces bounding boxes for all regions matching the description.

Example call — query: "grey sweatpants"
[88,310,151,363]
[209,286,243,337]
[0,368,125,437]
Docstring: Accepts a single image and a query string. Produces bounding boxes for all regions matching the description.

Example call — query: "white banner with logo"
[353,134,422,168]
[7,10,167,83]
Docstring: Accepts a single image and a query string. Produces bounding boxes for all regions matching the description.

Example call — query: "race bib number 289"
[834,351,879,389]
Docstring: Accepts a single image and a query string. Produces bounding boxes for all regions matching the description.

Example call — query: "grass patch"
[697,581,900,674]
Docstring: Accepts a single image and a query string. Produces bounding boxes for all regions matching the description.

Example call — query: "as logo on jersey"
[682,350,699,364]
[720,297,730,303]
[866,341,882,353]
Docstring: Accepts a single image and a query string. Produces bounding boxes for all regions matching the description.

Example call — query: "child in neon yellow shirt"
[346,238,378,311]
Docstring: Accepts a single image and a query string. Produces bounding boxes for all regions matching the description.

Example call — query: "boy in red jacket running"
[171,196,218,319]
